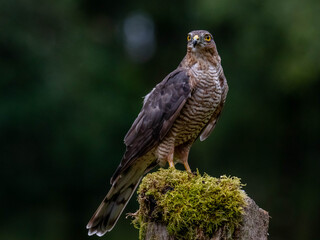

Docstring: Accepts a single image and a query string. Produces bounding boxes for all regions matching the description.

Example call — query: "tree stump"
[142,197,269,240]
[131,169,269,240]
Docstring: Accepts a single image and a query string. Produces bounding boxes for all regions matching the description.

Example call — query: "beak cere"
[192,35,200,47]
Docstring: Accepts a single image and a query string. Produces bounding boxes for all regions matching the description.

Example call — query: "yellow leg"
[183,161,191,173]
[167,150,175,169]
[175,143,192,172]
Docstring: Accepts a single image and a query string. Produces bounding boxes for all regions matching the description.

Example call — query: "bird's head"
[186,30,217,56]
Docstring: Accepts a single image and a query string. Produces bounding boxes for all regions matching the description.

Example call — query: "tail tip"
[86,222,91,229]
[87,227,110,237]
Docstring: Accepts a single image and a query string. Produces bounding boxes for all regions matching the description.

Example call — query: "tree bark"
[144,197,269,240]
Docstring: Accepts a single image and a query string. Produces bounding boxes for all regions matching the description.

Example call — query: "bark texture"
[144,197,269,240]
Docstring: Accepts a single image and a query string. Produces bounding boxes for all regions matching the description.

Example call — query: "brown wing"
[110,68,191,184]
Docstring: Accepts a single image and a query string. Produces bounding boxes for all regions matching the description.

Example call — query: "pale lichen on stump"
[130,169,269,240]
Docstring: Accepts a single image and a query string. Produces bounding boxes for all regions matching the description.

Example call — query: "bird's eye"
[187,34,191,41]
[204,34,212,42]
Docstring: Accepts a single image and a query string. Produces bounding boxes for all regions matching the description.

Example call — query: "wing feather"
[110,68,191,184]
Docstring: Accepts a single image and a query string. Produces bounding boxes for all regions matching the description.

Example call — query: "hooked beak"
[192,35,200,47]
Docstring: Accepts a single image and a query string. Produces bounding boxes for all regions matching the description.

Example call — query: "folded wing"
[111,68,191,184]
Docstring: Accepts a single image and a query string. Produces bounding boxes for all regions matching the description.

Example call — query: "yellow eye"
[204,34,212,42]
[187,34,191,41]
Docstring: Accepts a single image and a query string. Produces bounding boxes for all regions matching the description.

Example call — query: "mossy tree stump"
[130,169,269,240]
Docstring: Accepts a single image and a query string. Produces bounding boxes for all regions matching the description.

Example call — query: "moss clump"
[132,168,247,240]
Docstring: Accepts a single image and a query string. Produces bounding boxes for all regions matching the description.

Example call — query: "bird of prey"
[86,30,228,236]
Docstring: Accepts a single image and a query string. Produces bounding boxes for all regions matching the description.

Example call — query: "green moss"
[132,168,247,240]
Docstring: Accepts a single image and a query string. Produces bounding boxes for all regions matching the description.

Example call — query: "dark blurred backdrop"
[1,0,320,239]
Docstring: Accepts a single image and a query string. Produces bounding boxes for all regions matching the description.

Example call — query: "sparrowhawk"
[87,30,229,236]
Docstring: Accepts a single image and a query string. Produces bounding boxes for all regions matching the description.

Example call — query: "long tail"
[86,168,143,236]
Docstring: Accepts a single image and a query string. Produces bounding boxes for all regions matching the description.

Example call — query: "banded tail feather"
[86,172,143,236]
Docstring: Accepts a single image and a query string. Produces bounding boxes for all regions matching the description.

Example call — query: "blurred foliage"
[1,0,319,239]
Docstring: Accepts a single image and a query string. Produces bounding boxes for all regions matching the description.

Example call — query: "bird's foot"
[183,161,192,173]
[168,159,175,169]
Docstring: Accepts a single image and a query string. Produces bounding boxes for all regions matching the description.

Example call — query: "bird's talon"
[168,161,175,169]
[183,162,192,173]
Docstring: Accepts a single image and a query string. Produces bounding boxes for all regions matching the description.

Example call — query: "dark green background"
[1,0,319,239]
